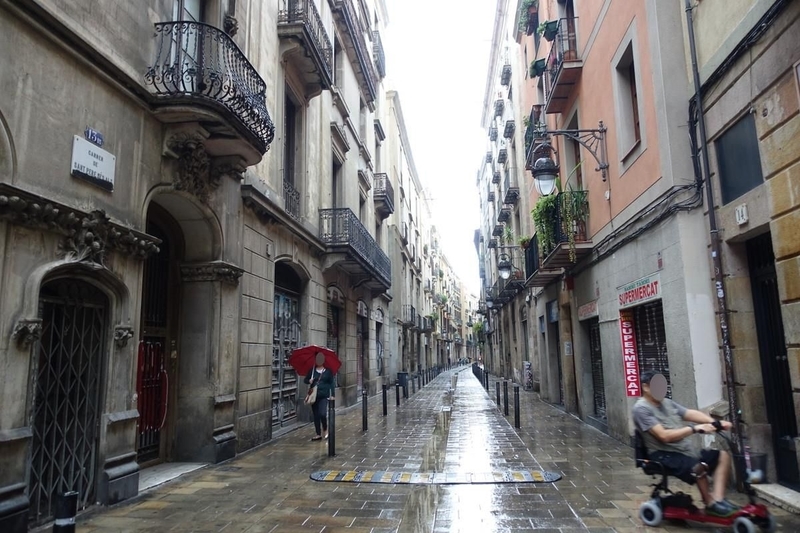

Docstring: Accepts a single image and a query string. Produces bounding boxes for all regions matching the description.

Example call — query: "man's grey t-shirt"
[633,397,697,457]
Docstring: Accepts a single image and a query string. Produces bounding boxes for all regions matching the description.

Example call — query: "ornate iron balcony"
[492,224,504,237]
[489,126,498,142]
[544,18,583,115]
[277,0,334,95]
[373,30,386,78]
[497,148,508,164]
[500,63,512,86]
[504,120,515,139]
[486,151,493,164]
[402,305,416,327]
[284,180,301,219]
[145,21,275,153]
[498,207,511,223]
[319,208,391,291]
[331,0,377,105]
[503,171,519,205]
[488,238,498,249]
[494,99,505,118]
[373,173,394,220]
[488,191,496,202]
[492,170,501,184]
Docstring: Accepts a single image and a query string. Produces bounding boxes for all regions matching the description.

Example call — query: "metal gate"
[748,233,800,488]
[272,291,300,427]
[588,319,606,419]
[634,301,671,398]
[138,222,171,462]
[29,279,107,523]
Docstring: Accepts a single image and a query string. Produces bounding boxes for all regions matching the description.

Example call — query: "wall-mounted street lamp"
[497,253,513,280]
[530,121,609,196]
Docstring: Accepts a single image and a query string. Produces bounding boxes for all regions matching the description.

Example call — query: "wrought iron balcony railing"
[500,63,512,86]
[488,238,498,248]
[373,173,394,220]
[489,126,498,142]
[544,18,582,115]
[525,235,541,278]
[524,105,547,169]
[402,305,416,327]
[485,151,493,164]
[277,0,334,92]
[145,21,275,153]
[504,120,515,139]
[492,170,501,184]
[284,180,301,219]
[488,191,496,202]
[494,99,505,118]
[319,208,391,289]
[373,30,386,78]
[492,224,504,237]
[498,207,511,223]
[497,148,508,165]
[503,170,519,205]
[331,0,377,105]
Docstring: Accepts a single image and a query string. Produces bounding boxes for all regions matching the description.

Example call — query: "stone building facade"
[0,0,471,530]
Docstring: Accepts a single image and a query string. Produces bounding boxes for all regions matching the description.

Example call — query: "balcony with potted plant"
[531,189,591,270]
[517,0,539,36]
[543,18,583,115]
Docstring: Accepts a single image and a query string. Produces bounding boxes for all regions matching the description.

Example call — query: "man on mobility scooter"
[633,369,737,516]
[633,370,773,532]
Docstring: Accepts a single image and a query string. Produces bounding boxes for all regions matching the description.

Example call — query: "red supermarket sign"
[620,311,641,397]
[618,273,661,309]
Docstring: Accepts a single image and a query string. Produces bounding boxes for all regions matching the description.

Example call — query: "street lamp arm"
[539,121,609,180]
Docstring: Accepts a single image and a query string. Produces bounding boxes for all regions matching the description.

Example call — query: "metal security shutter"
[634,301,671,398]
[588,319,606,419]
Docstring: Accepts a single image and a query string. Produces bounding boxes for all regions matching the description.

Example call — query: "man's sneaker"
[706,500,736,517]
[722,499,741,511]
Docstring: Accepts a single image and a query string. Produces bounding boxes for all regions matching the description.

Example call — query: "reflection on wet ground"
[73,366,800,532]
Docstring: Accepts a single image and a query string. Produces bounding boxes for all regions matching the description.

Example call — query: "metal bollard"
[418,373,421,390]
[382,384,388,416]
[362,389,368,431]
[396,381,401,406]
[485,370,489,391]
[514,384,520,429]
[53,491,78,533]
[328,397,336,456]
[503,380,509,416]
[496,381,501,408]
[411,375,416,394]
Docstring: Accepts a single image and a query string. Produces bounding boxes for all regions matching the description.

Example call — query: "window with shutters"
[634,301,671,398]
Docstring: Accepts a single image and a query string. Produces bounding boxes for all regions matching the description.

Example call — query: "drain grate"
[310,469,561,484]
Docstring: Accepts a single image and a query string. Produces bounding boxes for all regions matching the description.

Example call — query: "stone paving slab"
[61,366,800,532]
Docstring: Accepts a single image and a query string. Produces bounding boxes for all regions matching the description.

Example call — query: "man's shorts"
[648,449,721,485]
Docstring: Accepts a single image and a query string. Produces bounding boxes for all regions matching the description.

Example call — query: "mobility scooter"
[635,422,774,532]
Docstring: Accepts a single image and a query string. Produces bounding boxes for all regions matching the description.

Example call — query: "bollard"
[362,389,368,431]
[514,384,520,429]
[503,380,509,416]
[395,381,401,406]
[485,370,489,391]
[411,375,416,394]
[328,397,336,456]
[53,491,78,533]
[496,381,501,408]
[382,384,388,416]
[417,373,421,391]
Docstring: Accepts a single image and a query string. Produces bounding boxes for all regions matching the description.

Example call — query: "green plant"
[518,235,531,249]
[561,186,590,262]
[517,0,539,33]
[538,20,559,41]
[502,225,514,245]
[529,58,546,78]
[531,194,559,257]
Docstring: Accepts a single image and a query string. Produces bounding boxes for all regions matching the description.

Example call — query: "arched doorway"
[29,278,108,523]
[138,191,222,463]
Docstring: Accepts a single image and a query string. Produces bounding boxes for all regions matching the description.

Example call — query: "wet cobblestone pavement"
[73,367,800,532]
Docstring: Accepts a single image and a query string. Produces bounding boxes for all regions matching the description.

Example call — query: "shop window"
[634,301,671,398]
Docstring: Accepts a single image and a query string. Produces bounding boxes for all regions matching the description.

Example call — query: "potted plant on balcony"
[518,236,531,250]
[531,194,559,258]
[529,58,547,78]
[538,20,559,42]
[561,186,590,262]
[517,0,539,34]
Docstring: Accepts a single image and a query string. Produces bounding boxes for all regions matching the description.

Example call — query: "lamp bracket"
[537,121,609,181]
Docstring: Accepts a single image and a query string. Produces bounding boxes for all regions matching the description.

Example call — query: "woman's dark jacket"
[304,367,335,399]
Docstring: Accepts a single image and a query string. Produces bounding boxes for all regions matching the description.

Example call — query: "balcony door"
[563,0,577,61]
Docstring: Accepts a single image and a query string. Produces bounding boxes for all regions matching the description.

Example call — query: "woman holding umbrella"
[305,352,335,441]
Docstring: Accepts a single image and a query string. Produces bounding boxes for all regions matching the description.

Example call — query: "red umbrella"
[288,345,341,377]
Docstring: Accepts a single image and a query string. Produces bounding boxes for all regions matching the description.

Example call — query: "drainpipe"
[684,0,740,453]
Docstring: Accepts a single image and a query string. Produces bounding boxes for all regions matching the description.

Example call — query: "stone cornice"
[0,184,160,262]
[180,260,244,284]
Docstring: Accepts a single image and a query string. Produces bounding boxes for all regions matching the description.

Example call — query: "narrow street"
[71,368,800,532]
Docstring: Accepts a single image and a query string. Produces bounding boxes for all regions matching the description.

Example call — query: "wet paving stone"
[67,367,800,532]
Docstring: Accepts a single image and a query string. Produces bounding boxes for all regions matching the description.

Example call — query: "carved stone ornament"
[180,261,244,284]
[12,318,43,348]
[166,132,246,202]
[223,14,239,36]
[0,184,161,262]
[114,325,134,348]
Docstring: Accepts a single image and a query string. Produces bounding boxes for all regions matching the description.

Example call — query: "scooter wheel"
[762,514,776,533]
[733,516,757,533]
[639,499,663,527]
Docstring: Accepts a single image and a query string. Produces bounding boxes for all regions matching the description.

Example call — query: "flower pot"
[542,21,559,42]
[529,58,546,78]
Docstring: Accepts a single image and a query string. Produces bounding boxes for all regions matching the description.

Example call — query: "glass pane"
[716,113,764,204]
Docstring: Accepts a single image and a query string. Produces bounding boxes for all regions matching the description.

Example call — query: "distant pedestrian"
[304,352,335,441]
